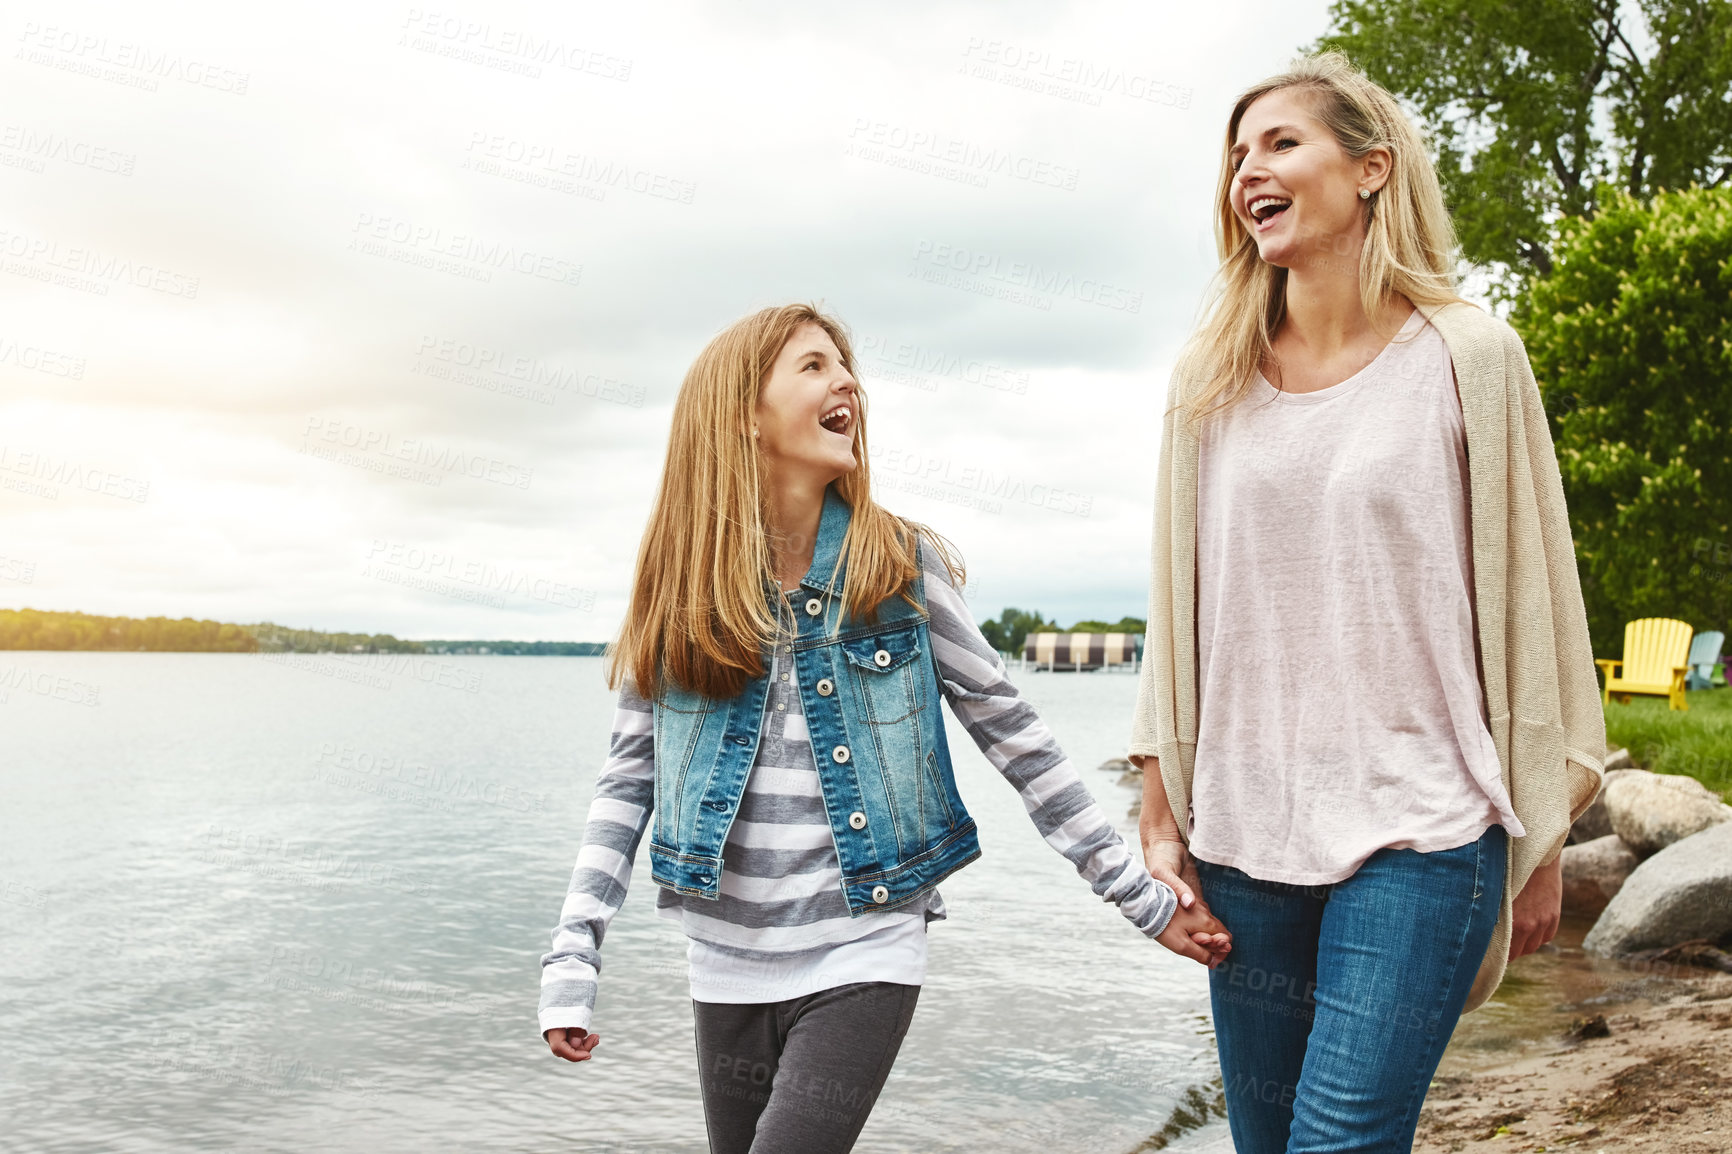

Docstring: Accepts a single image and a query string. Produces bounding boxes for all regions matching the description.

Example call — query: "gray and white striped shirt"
[539,554,1176,1033]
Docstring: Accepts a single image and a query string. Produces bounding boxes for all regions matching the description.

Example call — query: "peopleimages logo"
[0,444,149,502]
[856,335,1029,395]
[413,335,644,408]
[301,417,534,490]
[347,213,582,287]
[14,22,251,95]
[0,227,200,298]
[870,444,1094,518]
[462,132,696,204]
[0,335,85,379]
[957,38,1193,110]
[361,539,596,611]
[0,124,136,175]
[398,9,633,82]
[909,240,1142,314]
[0,664,102,706]
[845,118,1080,191]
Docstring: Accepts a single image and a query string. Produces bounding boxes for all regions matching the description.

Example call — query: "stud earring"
[1359,188,1371,200]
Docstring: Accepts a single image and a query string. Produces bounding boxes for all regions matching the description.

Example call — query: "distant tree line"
[0,609,606,655]
[420,640,608,656]
[0,608,264,652]
[246,622,426,654]
[978,608,1147,655]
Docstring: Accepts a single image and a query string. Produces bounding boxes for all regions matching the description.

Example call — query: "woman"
[1129,54,1607,1153]
[539,303,1229,1154]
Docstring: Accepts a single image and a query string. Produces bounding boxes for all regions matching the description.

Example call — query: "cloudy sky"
[1,0,1340,641]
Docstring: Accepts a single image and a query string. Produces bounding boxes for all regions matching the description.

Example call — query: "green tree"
[1316,0,1732,286]
[1064,617,1148,634]
[978,607,1055,655]
[1510,184,1732,655]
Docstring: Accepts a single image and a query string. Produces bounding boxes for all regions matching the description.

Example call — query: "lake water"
[0,653,1235,1153]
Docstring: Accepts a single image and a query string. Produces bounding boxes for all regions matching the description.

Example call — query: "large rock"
[1583,822,1732,957]
[1604,771,1731,856]
[1570,767,1641,843]
[1560,834,1640,916]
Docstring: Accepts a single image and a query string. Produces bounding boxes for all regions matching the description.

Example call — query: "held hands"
[1146,836,1231,968]
[1158,897,1232,968]
[545,1027,601,1063]
[1136,755,1230,968]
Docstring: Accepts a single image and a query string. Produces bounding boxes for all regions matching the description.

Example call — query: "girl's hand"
[1157,902,1233,967]
[545,1027,601,1063]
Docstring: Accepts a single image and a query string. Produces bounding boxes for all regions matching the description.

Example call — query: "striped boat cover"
[1023,632,1142,668]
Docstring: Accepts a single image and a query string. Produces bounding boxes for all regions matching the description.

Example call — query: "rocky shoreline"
[1560,754,1732,965]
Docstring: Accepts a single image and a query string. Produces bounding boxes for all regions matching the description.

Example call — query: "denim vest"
[648,488,982,915]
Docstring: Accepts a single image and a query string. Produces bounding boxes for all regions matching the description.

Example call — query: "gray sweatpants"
[692,982,920,1154]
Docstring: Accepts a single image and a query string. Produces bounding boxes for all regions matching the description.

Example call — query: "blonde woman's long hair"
[1177,51,1466,421]
[611,303,961,701]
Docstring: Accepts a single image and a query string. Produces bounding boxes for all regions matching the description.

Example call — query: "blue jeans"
[1196,826,1506,1154]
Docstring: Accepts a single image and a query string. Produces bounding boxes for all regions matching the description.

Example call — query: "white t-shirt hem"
[685,924,928,1005]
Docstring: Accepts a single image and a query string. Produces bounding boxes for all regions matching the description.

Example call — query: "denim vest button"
[805,598,823,616]
[870,884,889,904]
[873,649,891,667]
[816,678,834,696]
[848,811,866,830]
[832,745,850,764]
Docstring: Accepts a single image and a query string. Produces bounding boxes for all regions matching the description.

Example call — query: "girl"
[1129,53,1606,1153]
[539,303,1229,1154]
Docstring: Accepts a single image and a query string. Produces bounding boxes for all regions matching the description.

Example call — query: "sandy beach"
[1414,971,1732,1152]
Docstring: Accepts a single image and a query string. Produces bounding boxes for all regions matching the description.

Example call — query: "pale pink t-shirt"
[1190,310,1524,886]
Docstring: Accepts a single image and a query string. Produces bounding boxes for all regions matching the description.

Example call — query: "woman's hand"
[1144,835,1205,913]
[1508,854,1563,960]
[1135,755,1205,911]
[545,1027,601,1063]
[1135,754,1229,967]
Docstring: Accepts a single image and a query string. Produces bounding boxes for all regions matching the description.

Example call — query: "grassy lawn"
[1602,686,1732,802]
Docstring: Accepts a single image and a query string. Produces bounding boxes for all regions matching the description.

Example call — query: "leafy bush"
[1511,185,1732,657]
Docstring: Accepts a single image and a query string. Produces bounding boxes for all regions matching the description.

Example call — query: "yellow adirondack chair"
[1597,618,1694,711]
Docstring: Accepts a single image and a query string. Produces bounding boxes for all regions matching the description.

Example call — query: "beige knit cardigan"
[1128,299,1608,1012]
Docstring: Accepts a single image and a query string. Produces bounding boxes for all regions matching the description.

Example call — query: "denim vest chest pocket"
[840,627,924,726]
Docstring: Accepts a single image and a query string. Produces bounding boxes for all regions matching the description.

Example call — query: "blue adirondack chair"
[1687,630,1725,690]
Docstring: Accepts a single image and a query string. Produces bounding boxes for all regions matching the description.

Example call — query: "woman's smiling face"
[1229,88,1385,271]
[754,321,859,486]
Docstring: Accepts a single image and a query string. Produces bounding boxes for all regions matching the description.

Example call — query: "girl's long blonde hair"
[1177,51,1466,421]
[611,303,961,700]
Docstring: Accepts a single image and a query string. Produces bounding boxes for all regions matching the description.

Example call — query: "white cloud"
[0,0,1334,638]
